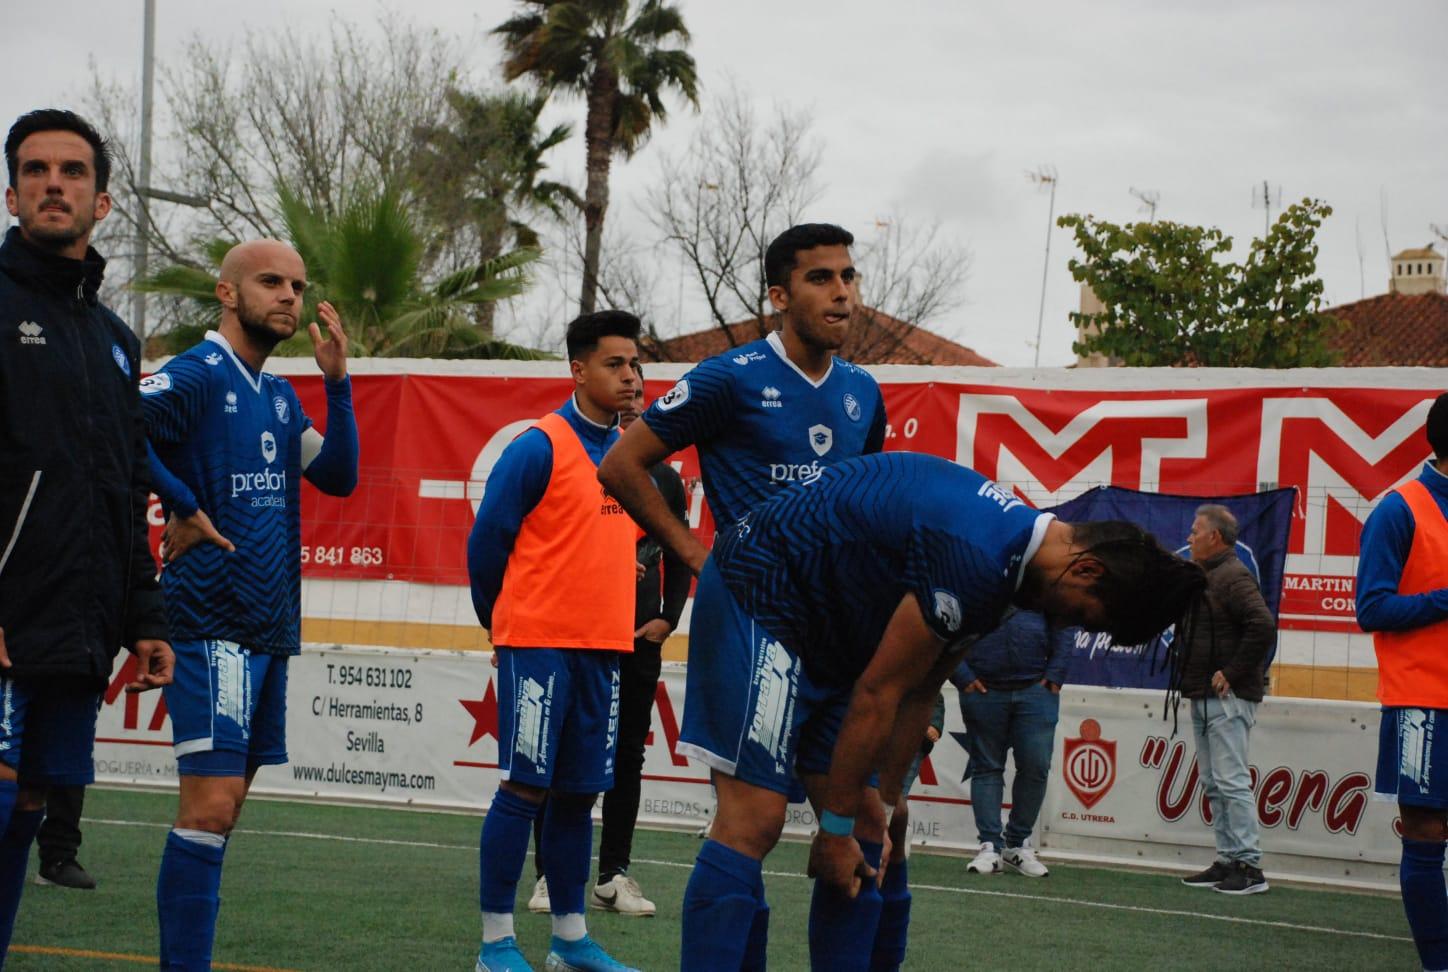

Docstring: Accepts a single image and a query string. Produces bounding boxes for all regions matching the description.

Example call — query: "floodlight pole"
[131,0,156,344]
[1031,169,1058,368]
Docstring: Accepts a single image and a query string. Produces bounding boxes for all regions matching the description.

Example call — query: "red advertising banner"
[146,363,1443,637]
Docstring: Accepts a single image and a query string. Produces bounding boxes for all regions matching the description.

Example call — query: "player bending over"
[677,452,1205,971]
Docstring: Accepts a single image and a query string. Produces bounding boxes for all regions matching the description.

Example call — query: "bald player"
[141,239,359,970]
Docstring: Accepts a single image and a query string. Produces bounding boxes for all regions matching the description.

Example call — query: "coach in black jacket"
[0,109,172,956]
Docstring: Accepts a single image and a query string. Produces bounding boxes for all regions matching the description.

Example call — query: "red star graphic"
[459,680,500,746]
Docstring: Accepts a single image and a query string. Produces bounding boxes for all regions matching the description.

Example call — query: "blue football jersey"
[712,452,1051,686]
[641,333,886,527]
[141,333,311,654]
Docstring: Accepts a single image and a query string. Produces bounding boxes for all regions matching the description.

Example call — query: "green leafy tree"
[140,185,549,359]
[410,88,581,335]
[495,0,699,314]
[1063,198,1341,367]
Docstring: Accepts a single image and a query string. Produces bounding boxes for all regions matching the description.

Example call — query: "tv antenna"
[1129,187,1160,222]
[1027,165,1058,368]
[1251,180,1282,238]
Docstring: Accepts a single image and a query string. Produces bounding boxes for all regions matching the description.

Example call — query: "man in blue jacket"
[950,609,1072,878]
[0,108,173,959]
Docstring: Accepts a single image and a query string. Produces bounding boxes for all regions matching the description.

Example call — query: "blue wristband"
[819,810,855,837]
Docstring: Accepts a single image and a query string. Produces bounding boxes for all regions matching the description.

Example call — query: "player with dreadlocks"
[672,451,1205,971]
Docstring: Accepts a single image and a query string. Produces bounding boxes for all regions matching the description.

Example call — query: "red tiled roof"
[642,307,997,366]
[1324,292,1448,367]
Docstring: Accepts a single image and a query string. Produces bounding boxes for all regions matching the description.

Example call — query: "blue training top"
[712,452,1052,687]
[466,395,620,631]
[641,333,886,528]
[1356,461,1448,632]
[142,332,358,654]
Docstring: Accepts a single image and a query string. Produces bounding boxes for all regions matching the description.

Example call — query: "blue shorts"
[0,676,101,786]
[679,560,855,797]
[1376,706,1448,809]
[166,639,289,776]
[496,646,620,794]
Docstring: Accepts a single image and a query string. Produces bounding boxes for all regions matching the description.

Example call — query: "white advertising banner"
[94,647,1398,887]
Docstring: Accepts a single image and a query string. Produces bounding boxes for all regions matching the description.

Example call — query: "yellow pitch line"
[10,944,295,970]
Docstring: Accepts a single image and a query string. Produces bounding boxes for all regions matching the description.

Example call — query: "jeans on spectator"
[598,637,663,879]
[960,682,1060,849]
[1190,694,1261,867]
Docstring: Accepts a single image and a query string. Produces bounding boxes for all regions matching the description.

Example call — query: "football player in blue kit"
[675,453,1206,971]
[140,239,359,971]
[599,224,904,965]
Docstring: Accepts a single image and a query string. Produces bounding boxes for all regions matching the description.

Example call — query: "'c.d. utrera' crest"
[1063,719,1117,809]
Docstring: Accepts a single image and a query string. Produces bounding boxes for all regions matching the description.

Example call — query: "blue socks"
[541,796,593,922]
[156,828,227,971]
[479,787,542,916]
[0,793,42,959]
[1402,838,1448,971]
[807,839,883,972]
[871,857,911,971]
[683,839,766,972]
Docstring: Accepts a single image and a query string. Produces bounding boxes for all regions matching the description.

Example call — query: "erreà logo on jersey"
[761,386,782,408]
[656,379,689,412]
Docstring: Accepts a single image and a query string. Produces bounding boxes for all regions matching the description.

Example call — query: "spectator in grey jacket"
[1177,503,1277,896]
[950,608,1073,878]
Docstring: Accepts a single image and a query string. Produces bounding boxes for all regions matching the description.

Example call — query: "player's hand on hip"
[807,831,874,898]
[963,678,987,694]
[162,509,235,564]
[127,639,174,692]
[310,301,349,383]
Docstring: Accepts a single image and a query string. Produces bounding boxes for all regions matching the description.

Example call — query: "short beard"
[22,209,93,253]
[234,291,290,352]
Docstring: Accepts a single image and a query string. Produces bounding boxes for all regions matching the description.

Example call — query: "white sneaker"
[591,873,657,917]
[1002,841,1050,878]
[527,875,551,914]
[966,841,1002,875]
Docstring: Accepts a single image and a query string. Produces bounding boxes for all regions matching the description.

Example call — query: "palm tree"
[139,184,550,359]
[411,88,580,335]
[494,0,699,314]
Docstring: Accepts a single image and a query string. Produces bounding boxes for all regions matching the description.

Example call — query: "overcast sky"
[5,0,1445,366]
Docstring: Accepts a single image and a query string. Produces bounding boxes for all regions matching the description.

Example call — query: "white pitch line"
[86,818,1409,944]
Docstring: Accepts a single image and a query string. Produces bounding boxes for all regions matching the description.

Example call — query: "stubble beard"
[235,291,292,352]
[22,203,93,254]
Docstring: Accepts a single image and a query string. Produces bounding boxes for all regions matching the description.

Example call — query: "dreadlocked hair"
[1069,520,1208,646]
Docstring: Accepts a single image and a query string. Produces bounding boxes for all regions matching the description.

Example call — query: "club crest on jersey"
[761,386,783,408]
[843,393,861,422]
[656,379,690,412]
[111,344,131,376]
[260,430,277,464]
[139,373,172,395]
[273,395,290,424]
[808,424,833,457]
[933,590,963,633]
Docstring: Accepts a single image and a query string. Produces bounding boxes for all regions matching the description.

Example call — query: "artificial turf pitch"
[9,787,1417,970]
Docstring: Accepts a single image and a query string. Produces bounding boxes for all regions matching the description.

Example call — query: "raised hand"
[309,301,349,383]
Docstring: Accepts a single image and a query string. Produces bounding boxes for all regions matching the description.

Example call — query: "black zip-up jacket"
[0,227,168,684]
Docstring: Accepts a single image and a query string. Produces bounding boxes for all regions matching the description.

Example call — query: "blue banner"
[1044,486,1295,690]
